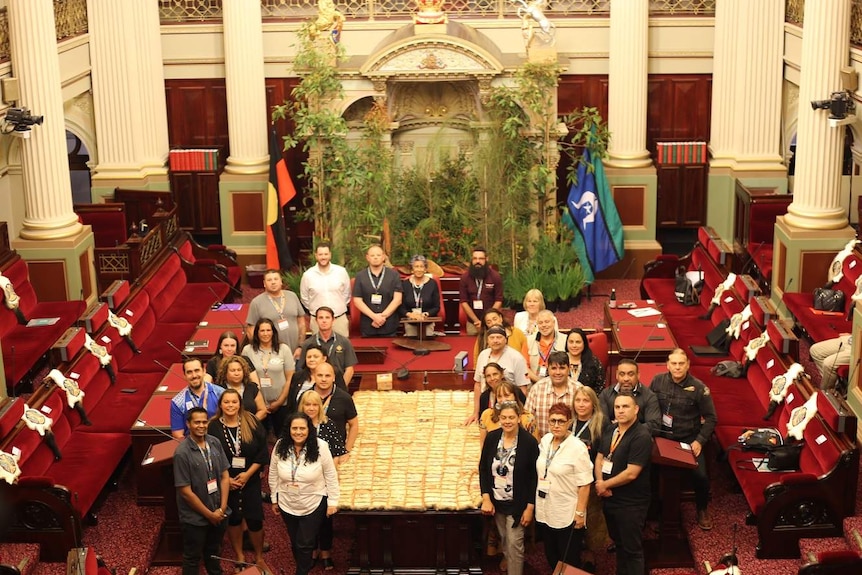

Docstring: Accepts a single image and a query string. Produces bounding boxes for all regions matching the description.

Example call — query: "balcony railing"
[786,0,803,26]
[159,0,714,23]
[0,1,88,64]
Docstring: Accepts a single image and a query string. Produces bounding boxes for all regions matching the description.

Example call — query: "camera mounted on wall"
[2,107,43,138]
[810,91,857,128]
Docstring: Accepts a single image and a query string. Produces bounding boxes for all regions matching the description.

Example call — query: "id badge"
[472,300,484,310]
[232,456,246,469]
[185,401,194,410]
[260,377,272,388]
[538,366,547,378]
[207,478,218,494]
[662,413,673,428]
[538,478,551,493]
[277,319,289,331]
[601,460,613,475]
[412,307,422,314]
[493,475,507,489]
[370,294,383,305]
[287,482,301,495]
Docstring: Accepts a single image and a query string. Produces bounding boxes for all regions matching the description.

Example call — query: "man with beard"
[459,247,504,335]
[170,358,225,439]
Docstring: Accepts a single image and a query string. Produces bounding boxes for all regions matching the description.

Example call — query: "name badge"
[287,482,301,494]
[370,294,383,305]
[472,300,483,310]
[412,307,422,314]
[277,319,289,331]
[232,456,246,469]
[186,401,194,410]
[538,366,547,378]
[207,478,218,494]
[601,460,613,475]
[493,475,507,489]
[538,478,551,493]
[260,377,272,388]
[662,413,673,428]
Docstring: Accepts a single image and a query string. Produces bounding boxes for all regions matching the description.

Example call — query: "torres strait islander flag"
[563,141,624,283]
[266,130,295,271]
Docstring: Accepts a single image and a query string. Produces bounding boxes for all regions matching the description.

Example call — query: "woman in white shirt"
[269,413,339,575]
[535,403,593,570]
[243,318,295,438]
[513,289,546,338]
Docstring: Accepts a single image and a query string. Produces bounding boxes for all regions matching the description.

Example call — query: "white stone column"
[708,0,740,165]
[785,0,851,229]
[89,0,169,178]
[733,0,785,168]
[606,0,651,168]
[131,1,170,171]
[222,0,269,174]
[8,0,82,240]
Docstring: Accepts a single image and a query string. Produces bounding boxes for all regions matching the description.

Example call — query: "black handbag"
[766,443,803,471]
[813,287,845,312]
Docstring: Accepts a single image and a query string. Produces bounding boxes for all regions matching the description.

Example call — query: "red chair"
[587,331,609,388]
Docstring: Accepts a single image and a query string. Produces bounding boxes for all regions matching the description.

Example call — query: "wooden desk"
[393,317,451,353]
[198,303,247,329]
[154,363,187,394]
[611,322,677,363]
[182,326,224,357]
[604,300,663,327]
[131,394,174,505]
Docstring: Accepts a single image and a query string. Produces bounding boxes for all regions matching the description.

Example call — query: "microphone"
[211,273,244,300]
[741,241,766,276]
[207,286,249,338]
[167,340,192,361]
[135,419,182,443]
[362,345,419,380]
[785,277,794,293]
[625,320,668,364]
[823,340,845,391]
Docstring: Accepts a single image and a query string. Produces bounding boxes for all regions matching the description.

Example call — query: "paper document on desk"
[627,307,661,318]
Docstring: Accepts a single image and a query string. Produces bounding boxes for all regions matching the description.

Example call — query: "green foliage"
[281,269,303,295]
[561,107,611,188]
[504,227,585,305]
[390,155,481,266]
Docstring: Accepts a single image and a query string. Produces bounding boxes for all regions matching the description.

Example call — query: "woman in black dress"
[285,344,348,414]
[565,328,606,394]
[208,388,270,573]
[400,254,441,337]
[299,389,348,464]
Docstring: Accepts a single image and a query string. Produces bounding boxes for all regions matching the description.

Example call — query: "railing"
[853,0,862,47]
[786,0,804,26]
[159,0,714,23]
[0,1,88,64]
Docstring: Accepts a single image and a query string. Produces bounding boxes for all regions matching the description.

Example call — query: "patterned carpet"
[21,279,858,575]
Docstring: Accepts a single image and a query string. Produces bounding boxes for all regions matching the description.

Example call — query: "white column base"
[224,155,269,175]
[20,216,83,240]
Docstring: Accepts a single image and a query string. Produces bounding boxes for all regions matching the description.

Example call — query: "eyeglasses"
[548,418,569,427]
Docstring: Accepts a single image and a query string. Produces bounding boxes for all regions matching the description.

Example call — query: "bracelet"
[574,510,586,517]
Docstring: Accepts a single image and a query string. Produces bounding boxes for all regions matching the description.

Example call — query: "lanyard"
[315,334,336,357]
[188,386,208,410]
[573,417,592,440]
[538,339,553,364]
[368,268,385,292]
[411,281,423,308]
[288,446,305,483]
[269,293,286,318]
[223,423,242,456]
[543,437,566,479]
[259,348,273,376]
[475,279,484,294]
[198,442,214,477]
[609,427,624,456]
[320,391,334,414]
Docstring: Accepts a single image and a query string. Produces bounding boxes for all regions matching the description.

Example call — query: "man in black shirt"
[599,358,661,436]
[595,392,652,575]
[650,348,717,530]
[352,244,402,337]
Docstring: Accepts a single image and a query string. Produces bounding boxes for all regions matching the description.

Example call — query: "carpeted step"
[0,543,40,575]
[843,516,862,553]
[798,537,851,565]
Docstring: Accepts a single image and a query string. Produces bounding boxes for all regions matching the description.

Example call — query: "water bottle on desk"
[609,289,617,308]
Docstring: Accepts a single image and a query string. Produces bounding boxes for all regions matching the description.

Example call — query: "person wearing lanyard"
[535,403,593,570]
[565,328,606,395]
[400,254,441,337]
[269,413,340,575]
[174,407,231,575]
[208,389,270,575]
[527,310,567,382]
[599,358,661,436]
[352,244,403,337]
[242,319,295,439]
[296,307,358,384]
[525,351,579,437]
[300,241,352,337]
[246,269,307,360]
[171,358,225,439]
[285,344,349,415]
[594,392,652,575]
[459,247,504,336]
[478,380,538,444]
[479,401,539,575]
[649,348,717,531]
[571,385,610,572]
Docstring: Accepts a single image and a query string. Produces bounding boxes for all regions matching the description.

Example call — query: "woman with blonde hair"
[513,289,556,337]
[299,389,348,464]
[571,385,610,572]
[478,380,538,443]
